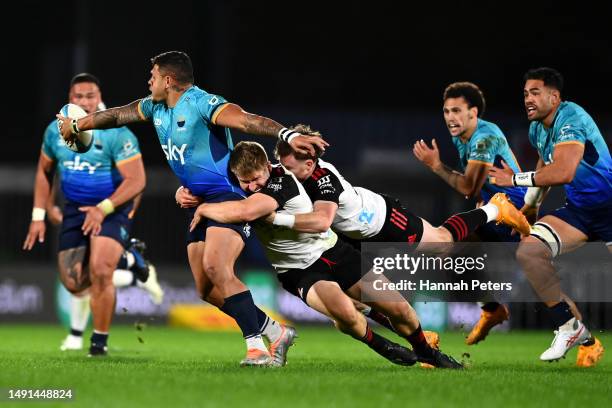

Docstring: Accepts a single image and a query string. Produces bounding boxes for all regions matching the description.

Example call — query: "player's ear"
[550,89,561,104]
[469,106,478,119]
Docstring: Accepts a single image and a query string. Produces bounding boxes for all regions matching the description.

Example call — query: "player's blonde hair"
[230,141,269,176]
[274,124,324,161]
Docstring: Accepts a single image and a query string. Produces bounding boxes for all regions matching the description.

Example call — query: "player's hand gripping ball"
[57,104,94,153]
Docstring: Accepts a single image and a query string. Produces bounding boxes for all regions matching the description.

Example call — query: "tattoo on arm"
[92,100,144,128]
[242,113,283,138]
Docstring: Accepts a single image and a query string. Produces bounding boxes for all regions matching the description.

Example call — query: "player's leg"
[112,238,164,305]
[515,214,597,362]
[346,281,462,369]
[352,299,396,332]
[417,199,520,344]
[58,247,91,351]
[305,280,417,366]
[199,227,273,366]
[87,235,124,356]
[418,192,529,248]
[187,239,294,366]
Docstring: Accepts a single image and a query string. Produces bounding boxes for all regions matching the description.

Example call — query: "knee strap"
[530,222,562,257]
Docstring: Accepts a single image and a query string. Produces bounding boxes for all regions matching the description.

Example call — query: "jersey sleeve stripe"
[467,159,493,166]
[136,100,147,121]
[41,150,53,161]
[116,153,142,166]
[554,141,585,147]
[211,103,230,125]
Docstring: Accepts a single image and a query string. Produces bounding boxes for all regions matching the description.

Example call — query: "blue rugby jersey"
[528,101,612,209]
[42,121,141,205]
[139,86,243,199]
[452,118,526,206]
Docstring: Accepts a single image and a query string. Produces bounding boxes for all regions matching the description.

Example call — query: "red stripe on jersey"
[391,208,407,221]
[310,168,325,181]
[390,213,407,226]
[390,218,407,230]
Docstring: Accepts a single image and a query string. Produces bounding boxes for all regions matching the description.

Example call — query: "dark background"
[1,1,611,327]
[3,0,612,254]
[6,2,612,166]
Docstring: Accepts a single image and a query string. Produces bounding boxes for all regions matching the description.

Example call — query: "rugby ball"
[57,104,94,153]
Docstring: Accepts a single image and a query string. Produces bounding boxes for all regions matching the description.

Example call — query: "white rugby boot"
[540,317,591,362]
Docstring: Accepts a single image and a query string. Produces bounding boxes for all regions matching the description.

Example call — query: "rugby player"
[489,67,610,366]
[24,73,163,356]
[57,51,326,366]
[272,125,529,245]
[191,141,466,368]
[413,82,524,344]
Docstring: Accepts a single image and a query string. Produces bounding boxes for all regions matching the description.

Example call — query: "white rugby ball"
[57,103,94,153]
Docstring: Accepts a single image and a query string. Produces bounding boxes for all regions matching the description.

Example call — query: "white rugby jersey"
[255,164,337,273]
[302,159,387,239]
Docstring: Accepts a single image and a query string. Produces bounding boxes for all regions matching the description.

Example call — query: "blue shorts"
[186,191,251,244]
[59,201,133,251]
[475,222,521,242]
[547,202,612,244]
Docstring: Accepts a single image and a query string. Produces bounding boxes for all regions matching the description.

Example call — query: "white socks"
[112,269,135,287]
[70,293,91,333]
[480,203,500,223]
[245,335,268,352]
[260,318,283,343]
[124,251,136,268]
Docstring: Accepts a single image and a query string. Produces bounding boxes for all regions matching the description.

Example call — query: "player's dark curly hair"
[274,124,324,161]
[443,82,486,118]
[524,67,564,95]
[70,73,101,88]
[151,51,194,85]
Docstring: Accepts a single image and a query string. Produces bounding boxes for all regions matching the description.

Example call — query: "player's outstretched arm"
[57,99,146,143]
[23,152,55,250]
[190,193,278,231]
[270,201,338,233]
[489,144,584,188]
[213,103,329,156]
[413,139,489,198]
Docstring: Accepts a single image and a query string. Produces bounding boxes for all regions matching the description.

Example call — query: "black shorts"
[368,194,424,243]
[59,201,133,251]
[277,239,362,303]
[186,191,251,244]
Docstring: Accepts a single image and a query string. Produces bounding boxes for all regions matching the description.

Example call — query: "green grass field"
[0,324,609,407]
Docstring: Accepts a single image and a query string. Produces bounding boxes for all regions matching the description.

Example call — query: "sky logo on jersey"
[161,139,187,165]
[63,156,101,174]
